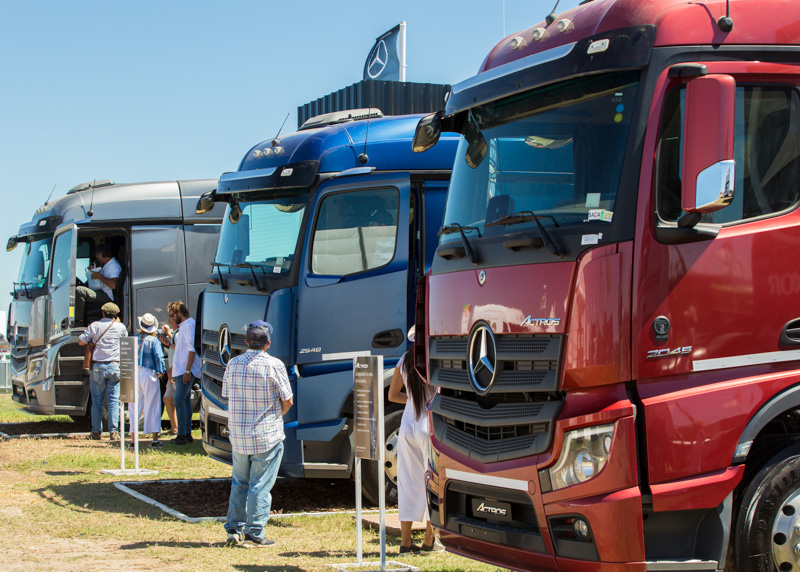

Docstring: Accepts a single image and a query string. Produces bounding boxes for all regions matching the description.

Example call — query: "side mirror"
[229,201,242,224]
[6,236,18,252]
[195,189,216,214]
[681,74,736,216]
[412,111,444,153]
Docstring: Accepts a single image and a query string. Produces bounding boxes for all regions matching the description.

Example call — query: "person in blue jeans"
[78,302,128,440]
[160,300,202,445]
[222,321,293,548]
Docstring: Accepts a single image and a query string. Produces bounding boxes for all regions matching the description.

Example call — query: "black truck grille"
[201,329,248,401]
[429,334,563,463]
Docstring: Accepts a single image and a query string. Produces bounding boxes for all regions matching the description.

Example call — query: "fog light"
[221,426,231,437]
[573,518,590,540]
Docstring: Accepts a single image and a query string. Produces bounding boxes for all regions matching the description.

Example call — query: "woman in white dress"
[128,313,166,447]
[388,327,443,553]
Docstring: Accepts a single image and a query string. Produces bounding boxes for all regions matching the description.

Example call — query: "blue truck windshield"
[215,194,308,275]
[15,237,52,293]
[441,71,639,243]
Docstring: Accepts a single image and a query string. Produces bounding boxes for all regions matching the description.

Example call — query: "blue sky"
[0,0,582,330]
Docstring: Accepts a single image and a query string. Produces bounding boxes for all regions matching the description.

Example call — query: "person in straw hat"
[129,313,167,448]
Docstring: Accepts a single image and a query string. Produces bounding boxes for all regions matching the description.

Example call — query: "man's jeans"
[174,374,197,436]
[90,362,120,434]
[226,442,284,540]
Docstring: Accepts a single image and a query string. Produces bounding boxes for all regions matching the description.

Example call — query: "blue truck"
[198,110,457,502]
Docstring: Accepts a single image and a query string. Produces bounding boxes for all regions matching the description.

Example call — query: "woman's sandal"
[399,544,420,554]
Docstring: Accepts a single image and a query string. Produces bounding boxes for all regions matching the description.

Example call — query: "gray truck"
[7,179,224,418]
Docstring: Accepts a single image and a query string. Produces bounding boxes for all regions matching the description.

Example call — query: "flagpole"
[399,21,407,82]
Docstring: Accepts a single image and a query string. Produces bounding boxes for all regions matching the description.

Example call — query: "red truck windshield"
[441,71,639,249]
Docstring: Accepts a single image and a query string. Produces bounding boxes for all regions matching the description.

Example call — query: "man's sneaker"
[109,432,120,441]
[226,530,244,546]
[172,435,187,445]
[185,433,194,444]
[88,432,102,441]
[242,534,275,548]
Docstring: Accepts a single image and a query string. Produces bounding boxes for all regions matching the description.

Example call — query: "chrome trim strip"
[451,43,577,95]
[693,349,800,372]
[322,350,371,362]
[445,468,529,492]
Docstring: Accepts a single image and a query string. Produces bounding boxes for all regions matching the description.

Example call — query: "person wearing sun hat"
[128,312,167,448]
[222,320,293,548]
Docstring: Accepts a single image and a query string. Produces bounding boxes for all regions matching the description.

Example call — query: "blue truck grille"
[429,334,563,463]
[201,329,247,400]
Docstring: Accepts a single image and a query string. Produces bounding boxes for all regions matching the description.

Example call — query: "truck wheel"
[734,442,800,571]
[362,408,403,506]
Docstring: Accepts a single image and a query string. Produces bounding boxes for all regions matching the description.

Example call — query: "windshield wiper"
[439,223,481,264]
[232,263,267,292]
[210,262,230,290]
[484,210,560,228]
[485,210,563,258]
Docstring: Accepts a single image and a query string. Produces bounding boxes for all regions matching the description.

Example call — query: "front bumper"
[428,413,645,570]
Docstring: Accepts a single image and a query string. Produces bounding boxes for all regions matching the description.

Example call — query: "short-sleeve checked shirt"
[222,349,292,455]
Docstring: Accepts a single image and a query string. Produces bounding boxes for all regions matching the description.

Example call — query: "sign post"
[328,355,416,572]
[101,336,157,477]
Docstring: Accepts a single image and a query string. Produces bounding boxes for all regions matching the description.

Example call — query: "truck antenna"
[359,109,371,164]
[272,112,290,146]
[717,0,733,32]
[43,184,57,206]
[87,179,95,217]
[545,0,561,26]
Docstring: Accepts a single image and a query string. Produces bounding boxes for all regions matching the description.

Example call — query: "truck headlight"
[28,357,43,382]
[548,424,614,491]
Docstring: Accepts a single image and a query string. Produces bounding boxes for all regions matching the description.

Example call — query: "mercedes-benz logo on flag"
[468,323,498,395]
[366,40,389,79]
[218,325,232,367]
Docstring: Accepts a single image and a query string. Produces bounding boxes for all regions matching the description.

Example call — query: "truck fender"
[733,381,800,464]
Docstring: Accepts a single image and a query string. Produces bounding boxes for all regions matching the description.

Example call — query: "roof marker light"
[510,36,528,50]
[253,149,263,159]
[556,19,574,33]
[587,39,609,54]
[273,146,284,155]
[532,27,547,41]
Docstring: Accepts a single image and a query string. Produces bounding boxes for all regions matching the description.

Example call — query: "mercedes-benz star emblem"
[478,270,486,285]
[366,40,389,79]
[468,323,498,396]
[218,325,232,367]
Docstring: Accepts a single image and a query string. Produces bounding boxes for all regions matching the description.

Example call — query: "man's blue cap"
[245,320,273,349]
[246,320,273,335]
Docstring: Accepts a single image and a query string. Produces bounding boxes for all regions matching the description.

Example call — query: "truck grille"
[429,334,563,463]
[201,329,248,401]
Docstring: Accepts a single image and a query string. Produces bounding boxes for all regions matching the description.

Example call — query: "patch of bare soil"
[127,478,392,518]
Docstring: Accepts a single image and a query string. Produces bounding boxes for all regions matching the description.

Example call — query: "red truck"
[412,0,800,570]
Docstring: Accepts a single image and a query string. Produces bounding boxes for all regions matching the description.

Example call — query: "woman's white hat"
[138,313,158,334]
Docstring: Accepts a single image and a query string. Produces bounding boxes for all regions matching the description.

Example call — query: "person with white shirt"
[161,300,202,445]
[75,244,122,326]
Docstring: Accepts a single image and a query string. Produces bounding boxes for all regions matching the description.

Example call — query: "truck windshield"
[214,193,308,276]
[15,237,52,294]
[441,70,639,244]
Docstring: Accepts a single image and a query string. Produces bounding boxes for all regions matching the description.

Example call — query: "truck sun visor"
[217,160,320,195]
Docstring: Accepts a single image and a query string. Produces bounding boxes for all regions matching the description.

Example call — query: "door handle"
[372,329,404,349]
[780,318,800,347]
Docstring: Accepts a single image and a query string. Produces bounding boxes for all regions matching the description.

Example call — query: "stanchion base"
[327,561,418,572]
[100,469,159,476]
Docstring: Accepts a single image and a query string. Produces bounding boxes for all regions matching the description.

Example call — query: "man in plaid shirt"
[222,320,293,548]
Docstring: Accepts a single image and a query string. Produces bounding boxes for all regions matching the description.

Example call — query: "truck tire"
[733,442,800,571]
[362,408,403,506]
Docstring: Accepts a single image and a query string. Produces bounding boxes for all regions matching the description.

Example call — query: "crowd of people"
[77,298,200,447]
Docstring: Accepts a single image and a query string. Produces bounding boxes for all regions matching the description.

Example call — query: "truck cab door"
[296,174,411,367]
[48,224,77,342]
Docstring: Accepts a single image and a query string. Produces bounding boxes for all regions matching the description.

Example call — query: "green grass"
[0,395,75,423]
[0,395,503,571]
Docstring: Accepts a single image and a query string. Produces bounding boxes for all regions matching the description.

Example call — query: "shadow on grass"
[32,481,168,518]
